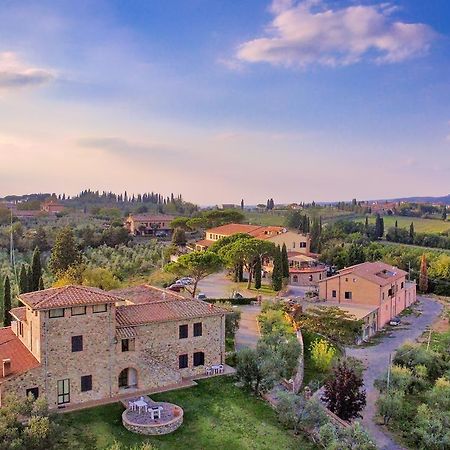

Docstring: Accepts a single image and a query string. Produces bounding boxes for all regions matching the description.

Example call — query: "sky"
[0,0,449,205]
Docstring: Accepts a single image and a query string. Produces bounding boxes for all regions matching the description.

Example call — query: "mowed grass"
[357,215,450,234]
[245,211,287,226]
[61,377,315,450]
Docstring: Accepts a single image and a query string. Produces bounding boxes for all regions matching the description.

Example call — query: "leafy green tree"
[48,227,82,276]
[322,361,366,420]
[235,346,283,395]
[442,207,447,221]
[272,245,283,291]
[3,276,12,326]
[319,421,377,450]
[376,390,405,425]
[82,267,121,290]
[281,243,289,278]
[31,247,42,291]
[172,227,187,246]
[19,264,29,294]
[258,332,301,379]
[310,338,336,372]
[220,238,275,289]
[31,226,50,252]
[276,391,327,434]
[293,306,363,345]
[165,251,222,297]
[254,256,262,289]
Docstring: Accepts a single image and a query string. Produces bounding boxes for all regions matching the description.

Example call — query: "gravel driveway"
[346,297,443,450]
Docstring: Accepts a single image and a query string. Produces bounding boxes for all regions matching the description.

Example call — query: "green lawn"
[245,211,287,226]
[357,215,450,234]
[61,377,315,450]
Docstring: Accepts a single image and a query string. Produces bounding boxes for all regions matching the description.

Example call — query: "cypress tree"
[254,257,262,289]
[272,246,283,291]
[38,276,44,291]
[48,227,82,276]
[409,222,415,240]
[19,264,29,294]
[364,216,369,234]
[419,254,428,293]
[281,243,289,278]
[3,276,11,326]
[31,247,42,291]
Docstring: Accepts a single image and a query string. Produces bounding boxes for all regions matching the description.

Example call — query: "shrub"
[310,339,336,372]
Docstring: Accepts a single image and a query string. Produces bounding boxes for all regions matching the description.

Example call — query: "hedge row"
[206,297,257,305]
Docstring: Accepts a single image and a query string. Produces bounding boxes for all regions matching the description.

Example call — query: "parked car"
[177,277,194,286]
[197,293,207,300]
[389,317,401,326]
[167,284,183,292]
[155,231,168,238]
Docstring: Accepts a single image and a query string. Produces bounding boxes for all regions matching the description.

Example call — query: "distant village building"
[125,214,175,236]
[194,223,311,255]
[41,200,65,214]
[0,285,226,409]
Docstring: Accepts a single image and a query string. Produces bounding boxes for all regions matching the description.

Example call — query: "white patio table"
[133,399,148,414]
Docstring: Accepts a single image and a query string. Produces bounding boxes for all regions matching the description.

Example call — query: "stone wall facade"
[3,304,225,410]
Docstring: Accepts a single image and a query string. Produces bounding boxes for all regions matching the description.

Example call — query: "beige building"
[0,285,226,409]
[318,261,416,330]
[125,214,175,236]
[195,223,311,254]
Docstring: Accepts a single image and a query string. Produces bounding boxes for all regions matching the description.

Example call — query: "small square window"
[93,304,107,313]
[179,354,188,369]
[193,322,202,337]
[71,306,86,316]
[71,335,83,352]
[344,291,352,300]
[179,324,188,339]
[121,338,135,352]
[49,308,64,318]
[193,352,205,367]
[81,375,92,392]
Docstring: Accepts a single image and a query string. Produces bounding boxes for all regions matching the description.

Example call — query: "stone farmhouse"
[0,285,226,409]
[318,261,416,339]
[195,223,311,254]
[125,214,175,236]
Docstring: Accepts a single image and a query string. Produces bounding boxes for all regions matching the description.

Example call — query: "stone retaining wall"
[122,407,183,435]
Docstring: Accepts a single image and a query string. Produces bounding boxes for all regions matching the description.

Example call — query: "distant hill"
[382,194,450,205]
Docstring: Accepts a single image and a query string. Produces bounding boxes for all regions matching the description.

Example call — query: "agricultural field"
[358,215,450,234]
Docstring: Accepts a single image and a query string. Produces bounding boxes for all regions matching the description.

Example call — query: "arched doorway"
[118,368,138,389]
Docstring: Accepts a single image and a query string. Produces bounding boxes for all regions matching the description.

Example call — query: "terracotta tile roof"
[194,239,213,248]
[250,226,285,239]
[206,223,264,236]
[116,300,226,327]
[0,328,40,380]
[9,307,26,322]
[116,327,137,339]
[127,214,175,222]
[110,285,185,305]
[289,266,327,274]
[324,262,407,286]
[19,285,125,310]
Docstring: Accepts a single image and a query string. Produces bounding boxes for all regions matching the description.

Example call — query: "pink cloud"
[236,1,435,68]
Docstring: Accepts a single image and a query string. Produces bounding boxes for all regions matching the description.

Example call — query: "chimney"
[2,359,11,378]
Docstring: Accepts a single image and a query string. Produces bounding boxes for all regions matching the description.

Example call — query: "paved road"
[196,271,235,298]
[346,297,443,450]
[235,304,261,350]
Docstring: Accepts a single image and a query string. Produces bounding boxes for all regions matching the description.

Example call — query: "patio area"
[122,395,183,435]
